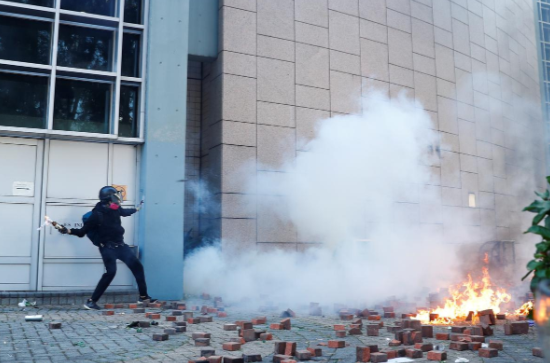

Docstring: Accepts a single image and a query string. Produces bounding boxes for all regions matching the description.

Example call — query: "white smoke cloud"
[184,91,462,308]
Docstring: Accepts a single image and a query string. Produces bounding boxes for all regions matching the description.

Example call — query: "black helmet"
[99,186,123,204]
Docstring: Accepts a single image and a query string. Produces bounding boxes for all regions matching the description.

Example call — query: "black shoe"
[138,296,158,303]
[83,299,101,310]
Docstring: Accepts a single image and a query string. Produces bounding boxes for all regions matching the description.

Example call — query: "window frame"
[0,0,147,143]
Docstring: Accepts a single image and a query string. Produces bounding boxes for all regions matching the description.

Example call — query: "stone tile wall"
[198,0,546,251]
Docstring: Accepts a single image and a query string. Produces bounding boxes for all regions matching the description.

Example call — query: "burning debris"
[415,254,530,325]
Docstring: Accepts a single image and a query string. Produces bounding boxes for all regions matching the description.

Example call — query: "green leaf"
[536,190,550,200]
[536,242,550,253]
[546,216,550,229]
[525,225,550,240]
[533,212,546,225]
[546,176,550,185]
[536,269,547,278]
[527,259,543,270]
[524,200,546,213]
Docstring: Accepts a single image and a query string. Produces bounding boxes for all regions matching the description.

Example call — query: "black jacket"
[70,202,137,245]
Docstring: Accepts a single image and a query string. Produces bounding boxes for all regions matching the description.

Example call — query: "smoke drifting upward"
[183,91,509,307]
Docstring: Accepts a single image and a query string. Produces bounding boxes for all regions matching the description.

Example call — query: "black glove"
[58,226,69,234]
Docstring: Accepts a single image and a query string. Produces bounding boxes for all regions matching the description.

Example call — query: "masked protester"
[58,186,156,310]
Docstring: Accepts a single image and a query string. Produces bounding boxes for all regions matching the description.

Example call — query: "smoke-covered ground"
[184,91,468,308]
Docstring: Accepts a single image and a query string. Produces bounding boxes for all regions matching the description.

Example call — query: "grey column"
[139,0,190,300]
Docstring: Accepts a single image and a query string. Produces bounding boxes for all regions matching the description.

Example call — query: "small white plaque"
[12,181,34,196]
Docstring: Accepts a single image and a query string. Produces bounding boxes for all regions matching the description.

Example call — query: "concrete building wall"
[201,0,546,252]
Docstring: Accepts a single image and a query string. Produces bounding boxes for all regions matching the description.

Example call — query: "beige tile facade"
[197,0,545,252]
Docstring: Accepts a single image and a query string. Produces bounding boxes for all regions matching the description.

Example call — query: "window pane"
[0,72,48,129]
[124,0,142,24]
[119,85,139,137]
[122,33,140,77]
[57,25,114,71]
[60,0,116,17]
[543,23,550,43]
[543,3,550,23]
[4,0,53,7]
[53,78,111,134]
[0,16,51,65]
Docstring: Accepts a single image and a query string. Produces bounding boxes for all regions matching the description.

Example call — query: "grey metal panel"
[139,0,189,300]
[188,0,218,61]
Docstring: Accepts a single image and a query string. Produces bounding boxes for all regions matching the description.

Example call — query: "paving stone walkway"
[0,298,544,362]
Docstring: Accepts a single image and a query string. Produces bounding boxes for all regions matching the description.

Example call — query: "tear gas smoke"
[184,91,463,307]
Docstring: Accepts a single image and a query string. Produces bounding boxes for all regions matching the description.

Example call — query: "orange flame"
[416,258,512,325]
[514,301,533,316]
[483,252,489,264]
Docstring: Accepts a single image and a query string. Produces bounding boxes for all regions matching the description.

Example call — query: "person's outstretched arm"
[59,211,100,237]
[119,207,137,217]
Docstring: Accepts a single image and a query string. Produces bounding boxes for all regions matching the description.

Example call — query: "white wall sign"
[12,182,34,196]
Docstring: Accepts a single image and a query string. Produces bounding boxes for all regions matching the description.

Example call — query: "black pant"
[91,244,148,302]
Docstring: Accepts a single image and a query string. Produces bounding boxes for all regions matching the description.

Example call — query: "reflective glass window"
[57,25,114,71]
[544,24,550,44]
[121,33,140,77]
[542,42,550,60]
[0,16,52,65]
[119,85,139,137]
[4,0,53,6]
[543,3,550,23]
[53,78,111,134]
[124,0,142,24]
[60,0,117,17]
[0,72,48,129]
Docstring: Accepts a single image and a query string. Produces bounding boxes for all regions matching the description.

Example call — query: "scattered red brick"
[450,342,469,351]
[222,342,241,351]
[102,311,114,316]
[307,347,322,356]
[192,332,212,339]
[188,318,201,324]
[380,350,397,359]
[489,340,503,350]
[153,333,168,341]
[421,325,433,338]
[335,331,346,338]
[49,322,61,329]
[252,317,267,325]
[367,325,379,336]
[471,335,485,343]
[270,323,283,330]
[414,343,433,352]
[469,342,482,351]
[259,333,272,341]
[370,352,389,362]
[284,342,296,356]
[104,304,114,309]
[356,347,371,362]
[223,324,237,331]
[533,347,545,358]
[295,350,311,360]
[166,316,176,322]
[148,313,160,320]
[280,318,291,330]
[367,315,381,321]
[479,348,498,358]
[128,303,138,309]
[405,349,423,358]
[333,324,345,331]
[427,351,447,361]
[114,304,125,309]
[217,312,227,318]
